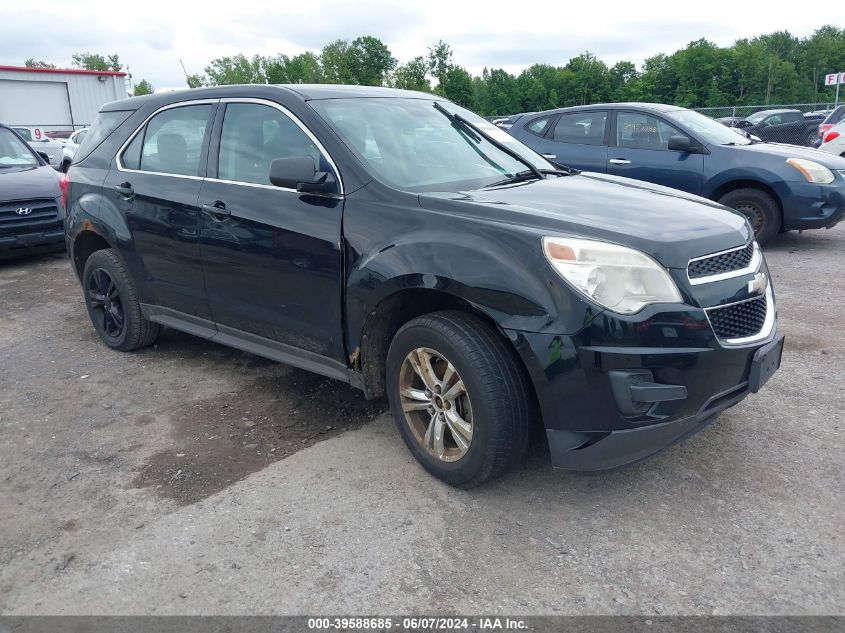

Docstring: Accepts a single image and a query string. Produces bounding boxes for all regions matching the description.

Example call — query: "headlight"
[542,237,682,315]
[786,158,834,184]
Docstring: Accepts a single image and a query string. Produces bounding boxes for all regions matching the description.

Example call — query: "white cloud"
[0,0,834,90]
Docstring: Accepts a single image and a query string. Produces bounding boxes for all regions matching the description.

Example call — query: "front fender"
[345,222,600,356]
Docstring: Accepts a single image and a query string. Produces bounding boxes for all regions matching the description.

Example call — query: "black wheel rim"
[734,202,765,234]
[87,268,124,338]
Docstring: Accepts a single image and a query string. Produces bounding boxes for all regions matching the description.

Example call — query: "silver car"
[61,128,88,172]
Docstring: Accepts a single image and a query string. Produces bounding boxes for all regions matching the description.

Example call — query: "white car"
[11,127,65,170]
[819,120,845,157]
[61,128,88,172]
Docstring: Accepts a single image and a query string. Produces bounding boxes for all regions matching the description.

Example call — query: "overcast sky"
[1,0,840,90]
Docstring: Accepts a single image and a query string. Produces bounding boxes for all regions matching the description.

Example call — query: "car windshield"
[0,128,39,168]
[309,97,555,192]
[666,110,752,146]
[746,111,772,124]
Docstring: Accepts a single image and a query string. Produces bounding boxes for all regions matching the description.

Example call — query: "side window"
[75,130,87,144]
[218,103,324,186]
[14,128,33,142]
[764,114,782,126]
[525,117,551,136]
[553,112,607,145]
[122,130,143,170]
[616,112,682,150]
[123,104,211,176]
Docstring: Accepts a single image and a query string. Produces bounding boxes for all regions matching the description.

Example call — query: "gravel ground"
[0,227,843,615]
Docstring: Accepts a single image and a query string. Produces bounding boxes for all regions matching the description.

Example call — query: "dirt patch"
[132,370,387,504]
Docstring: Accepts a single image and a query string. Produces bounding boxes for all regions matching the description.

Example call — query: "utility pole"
[180,59,191,87]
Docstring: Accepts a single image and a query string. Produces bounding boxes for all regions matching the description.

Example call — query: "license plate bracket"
[748,334,784,393]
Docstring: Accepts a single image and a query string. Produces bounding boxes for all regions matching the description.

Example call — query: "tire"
[386,311,532,488]
[804,130,818,147]
[61,160,71,173]
[718,188,780,246]
[81,249,160,351]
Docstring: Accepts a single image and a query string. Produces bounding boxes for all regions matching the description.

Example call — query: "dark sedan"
[0,123,65,259]
[508,103,845,243]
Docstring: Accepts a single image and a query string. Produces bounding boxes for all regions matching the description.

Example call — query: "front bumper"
[506,304,783,471]
[778,179,845,230]
[0,225,66,259]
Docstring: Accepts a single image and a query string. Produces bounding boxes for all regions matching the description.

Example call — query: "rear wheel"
[61,159,71,173]
[386,311,531,488]
[804,130,818,146]
[82,249,160,351]
[718,188,780,245]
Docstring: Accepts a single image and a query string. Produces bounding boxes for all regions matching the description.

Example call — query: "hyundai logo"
[15,207,32,216]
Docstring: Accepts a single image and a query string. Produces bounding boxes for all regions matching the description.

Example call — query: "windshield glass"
[0,128,39,168]
[666,110,752,146]
[746,111,771,124]
[310,98,555,192]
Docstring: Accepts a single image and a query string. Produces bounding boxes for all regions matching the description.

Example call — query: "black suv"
[0,123,65,259]
[65,85,784,487]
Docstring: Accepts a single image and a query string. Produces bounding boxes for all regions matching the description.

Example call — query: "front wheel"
[718,188,780,245]
[386,311,532,488]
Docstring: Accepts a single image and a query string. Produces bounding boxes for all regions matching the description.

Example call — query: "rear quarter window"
[74,110,133,164]
[525,117,551,136]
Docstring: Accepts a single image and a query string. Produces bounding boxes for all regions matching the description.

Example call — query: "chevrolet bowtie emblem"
[748,272,767,295]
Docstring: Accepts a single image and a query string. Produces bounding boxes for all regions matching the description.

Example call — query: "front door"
[103,101,215,319]
[607,110,704,195]
[197,100,345,360]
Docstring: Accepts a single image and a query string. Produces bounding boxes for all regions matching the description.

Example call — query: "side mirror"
[37,151,50,163]
[667,135,695,152]
[269,156,336,194]
[736,120,751,128]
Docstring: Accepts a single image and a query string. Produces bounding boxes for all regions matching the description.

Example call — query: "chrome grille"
[0,199,60,234]
[707,294,768,341]
[688,242,755,280]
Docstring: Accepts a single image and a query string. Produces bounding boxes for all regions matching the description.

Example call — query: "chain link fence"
[693,103,838,146]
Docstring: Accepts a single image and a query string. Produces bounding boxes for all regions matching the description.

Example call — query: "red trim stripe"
[0,65,126,77]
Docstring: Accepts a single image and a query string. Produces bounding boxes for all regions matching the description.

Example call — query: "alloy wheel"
[398,347,474,462]
[87,268,125,338]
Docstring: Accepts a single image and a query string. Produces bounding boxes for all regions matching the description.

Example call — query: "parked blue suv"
[508,103,845,243]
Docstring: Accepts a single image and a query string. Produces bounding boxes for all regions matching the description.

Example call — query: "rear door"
[103,101,216,320]
[197,99,346,361]
[517,111,609,172]
[606,110,703,194]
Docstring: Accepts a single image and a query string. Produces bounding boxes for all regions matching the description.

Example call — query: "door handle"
[609,159,632,165]
[202,200,231,221]
[542,153,557,159]
[113,182,134,198]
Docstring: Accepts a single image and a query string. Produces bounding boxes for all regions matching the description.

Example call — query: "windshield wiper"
[433,102,545,183]
[484,167,578,188]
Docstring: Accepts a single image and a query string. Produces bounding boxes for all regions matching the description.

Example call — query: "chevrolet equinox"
[64,85,784,487]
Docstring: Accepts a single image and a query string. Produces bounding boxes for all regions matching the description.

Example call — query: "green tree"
[24,58,56,69]
[347,36,397,86]
[204,54,265,85]
[72,52,122,71]
[186,74,205,88]
[391,56,431,92]
[320,39,352,84]
[133,79,154,96]
[440,66,475,108]
[265,52,322,83]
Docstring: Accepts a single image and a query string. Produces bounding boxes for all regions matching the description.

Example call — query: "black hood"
[418,172,751,269]
[0,164,61,201]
